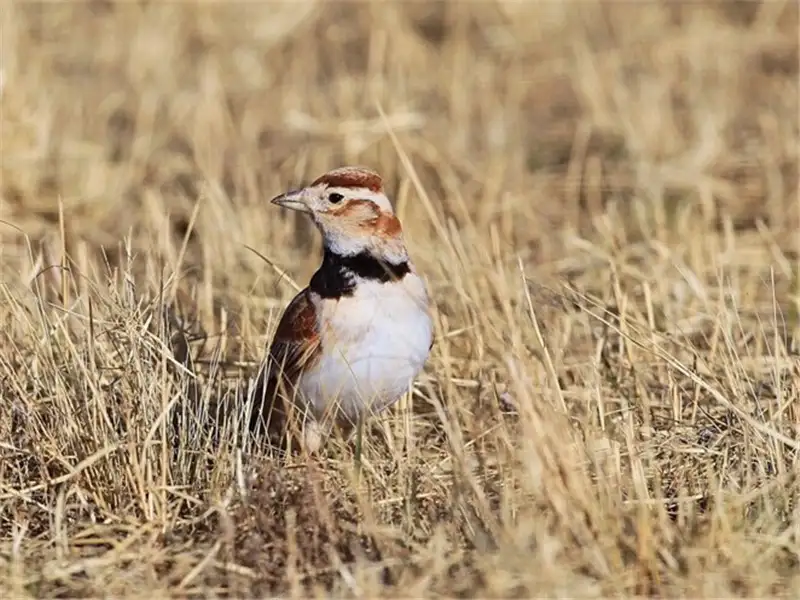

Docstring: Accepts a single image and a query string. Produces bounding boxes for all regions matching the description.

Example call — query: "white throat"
[323,230,409,264]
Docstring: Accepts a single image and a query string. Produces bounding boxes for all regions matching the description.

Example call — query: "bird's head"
[271,166,407,262]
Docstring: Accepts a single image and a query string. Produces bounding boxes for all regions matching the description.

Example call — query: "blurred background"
[3,2,796,292]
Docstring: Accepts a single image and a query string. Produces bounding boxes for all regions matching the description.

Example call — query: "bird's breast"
[301,275,433,421]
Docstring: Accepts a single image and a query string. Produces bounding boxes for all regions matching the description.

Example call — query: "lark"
[252,166,433,451]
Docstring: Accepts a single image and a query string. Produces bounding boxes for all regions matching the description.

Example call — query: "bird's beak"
[270,188,311,213]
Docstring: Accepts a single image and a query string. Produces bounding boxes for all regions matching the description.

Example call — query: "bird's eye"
[328,192,344,204]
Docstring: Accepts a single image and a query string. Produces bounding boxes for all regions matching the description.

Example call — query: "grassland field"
[1,1,799,597]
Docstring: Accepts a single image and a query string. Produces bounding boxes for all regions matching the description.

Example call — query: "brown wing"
[250,288,321,442]
[267,288,321,382]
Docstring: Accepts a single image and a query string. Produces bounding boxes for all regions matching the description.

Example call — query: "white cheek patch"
[355,191,394,214]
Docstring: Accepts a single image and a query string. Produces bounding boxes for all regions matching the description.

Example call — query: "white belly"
[300,276,433,424]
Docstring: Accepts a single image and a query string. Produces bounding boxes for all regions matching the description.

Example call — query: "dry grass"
[1,0,799,596]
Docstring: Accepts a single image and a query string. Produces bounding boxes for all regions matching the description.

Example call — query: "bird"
[251,166,434,452]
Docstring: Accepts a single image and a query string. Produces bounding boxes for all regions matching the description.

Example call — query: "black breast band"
[310,248,410,298]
